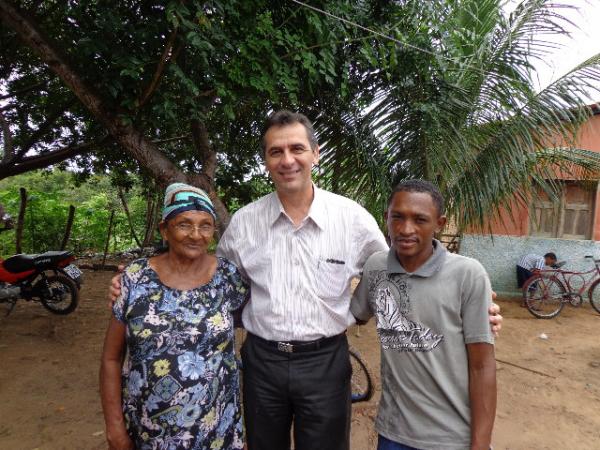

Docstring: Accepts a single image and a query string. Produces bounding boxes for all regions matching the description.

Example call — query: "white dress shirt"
[217,186,388,341]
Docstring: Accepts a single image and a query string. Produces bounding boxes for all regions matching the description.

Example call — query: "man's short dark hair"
[388,179,445,216]
[544,252,557,261]
[260,110,318,154]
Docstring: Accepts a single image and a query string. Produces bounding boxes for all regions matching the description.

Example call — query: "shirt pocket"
[313,257,348,299]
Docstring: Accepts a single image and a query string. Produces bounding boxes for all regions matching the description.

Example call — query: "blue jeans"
[377,435,421,450]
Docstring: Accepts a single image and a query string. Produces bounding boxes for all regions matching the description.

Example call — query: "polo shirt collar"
[387,239,447,277]
[268,184,325,230]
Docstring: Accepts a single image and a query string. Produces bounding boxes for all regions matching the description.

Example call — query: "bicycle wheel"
[588,279,600,314]
[522,274,566,319]
[349,346,374,403]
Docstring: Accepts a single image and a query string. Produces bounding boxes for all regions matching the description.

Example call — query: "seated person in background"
[516,252,557,289]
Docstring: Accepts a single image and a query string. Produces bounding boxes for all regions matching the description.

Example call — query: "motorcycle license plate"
[63,264,83,281]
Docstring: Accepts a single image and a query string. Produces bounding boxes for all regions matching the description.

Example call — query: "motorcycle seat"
[3,251,72,273]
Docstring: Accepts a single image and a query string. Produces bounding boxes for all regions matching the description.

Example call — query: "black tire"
[38,275,79,315]
[349,346,374,403]
[588,279,600,314]
[522,274,566,319]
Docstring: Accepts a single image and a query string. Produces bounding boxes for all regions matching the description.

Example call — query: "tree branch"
[188,119,230,231]
[0,80,46,100]
[137,26,179,109]
[0,109,14,162]
[190,119,216,180]
[197,89,217,102]
[0,103,17,113]
[16,99,76,159]
[153,134,190,145]
[0,138,104,180]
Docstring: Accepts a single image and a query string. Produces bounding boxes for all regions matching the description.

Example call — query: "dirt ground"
[1,269,600,450]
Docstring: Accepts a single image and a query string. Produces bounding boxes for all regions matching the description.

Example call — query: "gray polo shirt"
[351,240,494,450]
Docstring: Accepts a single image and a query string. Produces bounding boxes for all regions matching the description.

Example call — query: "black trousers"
[516,265,533,288]
[241,333,351,450]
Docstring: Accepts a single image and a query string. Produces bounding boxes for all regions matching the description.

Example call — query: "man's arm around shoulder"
[350,253,380,325]
[215,210,242,267]
[467,342,496,450]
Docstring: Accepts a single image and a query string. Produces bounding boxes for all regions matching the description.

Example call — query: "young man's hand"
[488,291,502,337]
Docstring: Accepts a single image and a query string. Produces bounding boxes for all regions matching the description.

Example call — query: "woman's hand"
[107,424,134,450]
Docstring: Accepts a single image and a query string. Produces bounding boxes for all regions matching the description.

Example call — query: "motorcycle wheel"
[38,275,79,315]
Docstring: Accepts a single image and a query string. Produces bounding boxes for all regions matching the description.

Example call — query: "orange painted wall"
[485,198,530,236]
[482,113,600,239]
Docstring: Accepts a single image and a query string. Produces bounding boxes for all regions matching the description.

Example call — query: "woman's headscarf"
[162,183,216,222]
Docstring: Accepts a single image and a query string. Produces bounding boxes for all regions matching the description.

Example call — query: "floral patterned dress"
[113,257,249,450]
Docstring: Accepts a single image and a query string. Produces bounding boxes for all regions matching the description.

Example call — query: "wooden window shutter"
[530,187,559,237]
[559,183,594,239]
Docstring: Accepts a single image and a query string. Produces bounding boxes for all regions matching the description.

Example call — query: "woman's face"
[159,210,215,259]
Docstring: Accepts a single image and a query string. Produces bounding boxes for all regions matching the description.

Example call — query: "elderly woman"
[100,183,248,450]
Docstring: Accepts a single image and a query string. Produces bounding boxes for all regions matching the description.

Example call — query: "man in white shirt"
[109,110,502,450]
[216,110,389,450]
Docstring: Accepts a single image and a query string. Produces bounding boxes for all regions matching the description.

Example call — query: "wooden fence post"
[118,187,142,248]
[102,210,115,269]
[15,187,27,254]
[60,205,76,250]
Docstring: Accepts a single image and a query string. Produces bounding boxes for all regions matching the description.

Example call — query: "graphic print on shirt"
[369,270,444,352]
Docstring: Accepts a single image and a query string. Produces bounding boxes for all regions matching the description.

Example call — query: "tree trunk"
[15,187,27,254]
[187,173,230,235]
[118,187,142,248]
[60,205,75,250]
[142,190,153,245]
[189,119,231,232]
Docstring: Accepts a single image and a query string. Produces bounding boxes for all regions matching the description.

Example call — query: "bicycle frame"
[539,256,600,300]
[523,256,600,319]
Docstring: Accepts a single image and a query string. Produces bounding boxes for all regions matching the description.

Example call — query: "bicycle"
[522,255,600,319]
[349,346,374,403]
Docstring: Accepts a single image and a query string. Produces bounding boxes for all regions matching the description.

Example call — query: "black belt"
[249,332,345,353]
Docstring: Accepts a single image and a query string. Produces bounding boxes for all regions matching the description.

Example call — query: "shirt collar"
[268,184,325,230]
[268,192,285,226]
[386,239,447,277]
[306,185,326,230]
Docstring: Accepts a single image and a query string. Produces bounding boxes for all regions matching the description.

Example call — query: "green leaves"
[0,170,157,256]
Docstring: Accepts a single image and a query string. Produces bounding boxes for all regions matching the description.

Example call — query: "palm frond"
[315,0,600,232]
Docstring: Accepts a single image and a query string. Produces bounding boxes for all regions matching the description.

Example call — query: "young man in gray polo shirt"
[351,180,496,450]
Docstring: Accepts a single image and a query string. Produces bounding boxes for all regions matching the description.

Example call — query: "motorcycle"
[0,250,83,316]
